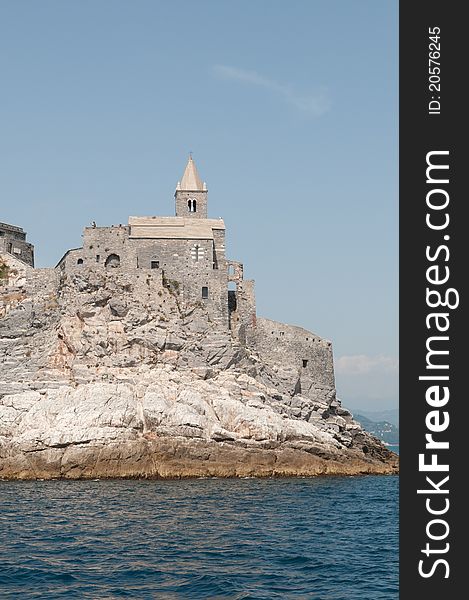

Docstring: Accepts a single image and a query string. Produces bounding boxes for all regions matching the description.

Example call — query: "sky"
[0,0,398,412]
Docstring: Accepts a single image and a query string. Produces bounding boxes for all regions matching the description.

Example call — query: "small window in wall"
[77,258,84,265]
[96,255,100,262]
[202,286,209,299]
[151,260,160,269]
[187,198,197,212]
[302,359,308,368]
[105,253,120,268]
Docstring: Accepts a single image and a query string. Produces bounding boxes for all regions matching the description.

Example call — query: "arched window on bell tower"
[187,198,197,213]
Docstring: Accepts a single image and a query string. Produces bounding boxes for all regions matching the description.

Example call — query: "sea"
[0,476,398,599]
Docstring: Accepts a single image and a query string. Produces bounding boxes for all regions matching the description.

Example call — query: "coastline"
[0,437,398,481]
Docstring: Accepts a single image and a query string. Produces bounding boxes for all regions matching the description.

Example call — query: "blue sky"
[0,1,398,411]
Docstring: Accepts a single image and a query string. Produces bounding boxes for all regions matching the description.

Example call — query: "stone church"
[0,157,335,401]
[56,156,256,337]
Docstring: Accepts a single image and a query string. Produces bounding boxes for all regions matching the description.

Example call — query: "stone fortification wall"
[226,261,256,342]
[230,279,256,344]
[0,222,34,267]
[0,223,26,241]
[252,317,335,402]
[57,226,130,272]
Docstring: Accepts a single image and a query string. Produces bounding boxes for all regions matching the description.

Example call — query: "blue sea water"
[0,476,398,599]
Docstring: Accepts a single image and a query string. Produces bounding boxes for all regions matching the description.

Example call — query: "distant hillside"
[353,414,399,445]
[351,408,399,428]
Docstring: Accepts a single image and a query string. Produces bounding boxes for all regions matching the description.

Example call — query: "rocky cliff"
[0,253,397,479]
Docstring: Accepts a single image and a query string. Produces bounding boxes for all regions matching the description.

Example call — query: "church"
[56,156,256,337]
[1,157,335,401]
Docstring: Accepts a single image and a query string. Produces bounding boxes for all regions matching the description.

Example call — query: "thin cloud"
[213,65,329,117]
[335,355,399,376]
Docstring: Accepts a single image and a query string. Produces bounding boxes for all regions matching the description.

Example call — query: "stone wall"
[56,226,131,271]
[230,279,256,345]
[0,252,56,305]
[131,237,229,328]
[0,223,34,267]
[175,190,208,219]
[252,317,335,401]
[57,225,231,329]
[212,229,227,272]
[0,223,26,240]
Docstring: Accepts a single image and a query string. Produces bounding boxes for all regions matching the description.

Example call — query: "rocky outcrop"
[0,253,397,479]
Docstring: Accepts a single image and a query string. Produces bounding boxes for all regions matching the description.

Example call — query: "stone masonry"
[0,222,34,267]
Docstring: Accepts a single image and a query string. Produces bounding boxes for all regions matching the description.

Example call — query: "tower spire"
[178,155,206,191]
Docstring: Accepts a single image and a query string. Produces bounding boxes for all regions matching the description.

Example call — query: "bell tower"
[175,155,208,219]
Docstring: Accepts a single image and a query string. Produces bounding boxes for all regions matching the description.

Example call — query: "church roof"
[177,156,206,191]
[128,216,224,240]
